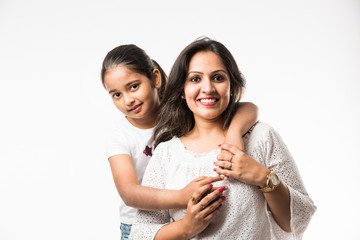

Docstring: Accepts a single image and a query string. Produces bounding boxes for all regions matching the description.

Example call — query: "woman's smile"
[184,51,231,121]
[197,97,219,106]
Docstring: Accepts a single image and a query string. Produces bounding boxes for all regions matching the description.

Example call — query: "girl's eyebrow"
[108,80,140,94]
[108,89,117,94]
[126,79,140,86]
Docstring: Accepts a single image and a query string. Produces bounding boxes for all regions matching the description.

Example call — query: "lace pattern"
[130,122,316,239]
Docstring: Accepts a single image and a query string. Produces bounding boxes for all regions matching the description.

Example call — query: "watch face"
[270,173,280,186]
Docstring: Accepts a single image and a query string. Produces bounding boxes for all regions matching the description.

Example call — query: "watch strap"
[258,171,279,193]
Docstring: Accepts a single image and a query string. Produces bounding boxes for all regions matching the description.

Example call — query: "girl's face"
[104,65,161,128]
[184,51,231,122]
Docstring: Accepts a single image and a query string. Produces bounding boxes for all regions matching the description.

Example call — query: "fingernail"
[209,184,213,187]
[218,144,221,147]
[218,188,224,192]
[213,168,217,172]
[213,161,216,165]
[221,196,226,200]
[220,203,223,207]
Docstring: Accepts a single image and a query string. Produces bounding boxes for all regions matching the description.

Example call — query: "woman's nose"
[201,79,215,94]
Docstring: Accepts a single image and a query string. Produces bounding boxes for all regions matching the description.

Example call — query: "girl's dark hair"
[154,37,246,148]
[101,44,167,101]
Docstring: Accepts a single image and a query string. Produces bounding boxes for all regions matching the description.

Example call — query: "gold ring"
[229,163,232,169]
[229,155,233,163]
[190,196,196,202]
[199,202,205,209]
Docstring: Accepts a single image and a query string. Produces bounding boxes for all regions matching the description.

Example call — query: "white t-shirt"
[106,116,155,224]
[130,122,316,239]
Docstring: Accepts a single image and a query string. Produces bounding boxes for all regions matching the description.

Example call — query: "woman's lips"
[197,98,218,106]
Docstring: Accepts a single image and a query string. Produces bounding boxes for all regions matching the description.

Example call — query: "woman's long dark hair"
[154,37,246,148]
[101,44,167,101]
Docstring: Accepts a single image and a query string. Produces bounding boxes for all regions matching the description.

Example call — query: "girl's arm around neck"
[218,102,258,180]
[224,102,258,150]
[109,154,224,210]
[109,154,183,210]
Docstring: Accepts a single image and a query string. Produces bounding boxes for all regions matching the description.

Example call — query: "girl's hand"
[214,143,269,187]
[180,185,226,238]
[179,175,226,208]
[216,147,236,181]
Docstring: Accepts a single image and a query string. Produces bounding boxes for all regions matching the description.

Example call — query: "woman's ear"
[152,69,162,89]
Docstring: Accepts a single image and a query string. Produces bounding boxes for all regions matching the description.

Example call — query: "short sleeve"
[261,125,317,239]
[105,126,130,159]
[129,142,172,239]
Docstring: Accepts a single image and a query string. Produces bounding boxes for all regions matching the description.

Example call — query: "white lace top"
[129,122,316,240]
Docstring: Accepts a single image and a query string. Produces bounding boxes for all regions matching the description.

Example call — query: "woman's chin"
[195,113,224,122]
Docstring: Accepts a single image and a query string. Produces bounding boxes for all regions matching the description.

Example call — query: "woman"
[101,43,258,239]
[129,37,316,239]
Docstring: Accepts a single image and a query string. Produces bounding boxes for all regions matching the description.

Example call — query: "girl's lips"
[128,103,143,113]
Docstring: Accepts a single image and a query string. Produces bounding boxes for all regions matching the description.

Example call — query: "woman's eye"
[113,93,121,99]
[130,84,139,90]
[213,75,224,81]
[190,76,200,82]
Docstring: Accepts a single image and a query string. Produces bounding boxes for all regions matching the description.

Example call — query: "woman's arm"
[224,102,258,150]
[129,141,228,239]
[214,144,291,232]
[109,154,223,210]
[261,181,291,232]
[153,186,225,239]
[216,125,316,235]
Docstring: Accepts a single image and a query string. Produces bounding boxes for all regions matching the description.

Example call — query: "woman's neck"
[180,117,226,153]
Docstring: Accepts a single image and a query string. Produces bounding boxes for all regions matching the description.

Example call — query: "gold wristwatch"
[258,171,280,193]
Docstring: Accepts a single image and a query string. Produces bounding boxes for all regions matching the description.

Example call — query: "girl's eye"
[113,93,121,99]
[190,76,201,82]
[213,75,224,82]
[130,84,139,90]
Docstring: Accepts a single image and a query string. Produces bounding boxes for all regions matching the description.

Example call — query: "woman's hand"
[179,185,226,238]
[179,175,226,208]
[214,143,269,187]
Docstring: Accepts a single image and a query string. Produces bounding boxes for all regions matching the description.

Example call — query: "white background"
[0,0,359,239]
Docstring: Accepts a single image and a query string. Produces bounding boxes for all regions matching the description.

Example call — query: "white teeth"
[199,99,216,103]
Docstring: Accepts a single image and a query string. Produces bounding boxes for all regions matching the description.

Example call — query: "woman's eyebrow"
[211,69,227,74]
[187,69,227,76]
[187,71,203,76]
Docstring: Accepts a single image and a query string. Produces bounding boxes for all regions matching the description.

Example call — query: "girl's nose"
[124,94,135,106]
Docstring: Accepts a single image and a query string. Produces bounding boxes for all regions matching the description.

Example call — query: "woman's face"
[184,51,231,122]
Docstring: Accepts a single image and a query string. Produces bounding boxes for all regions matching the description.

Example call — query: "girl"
[101,44,259,239]
[129,38,316,239]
